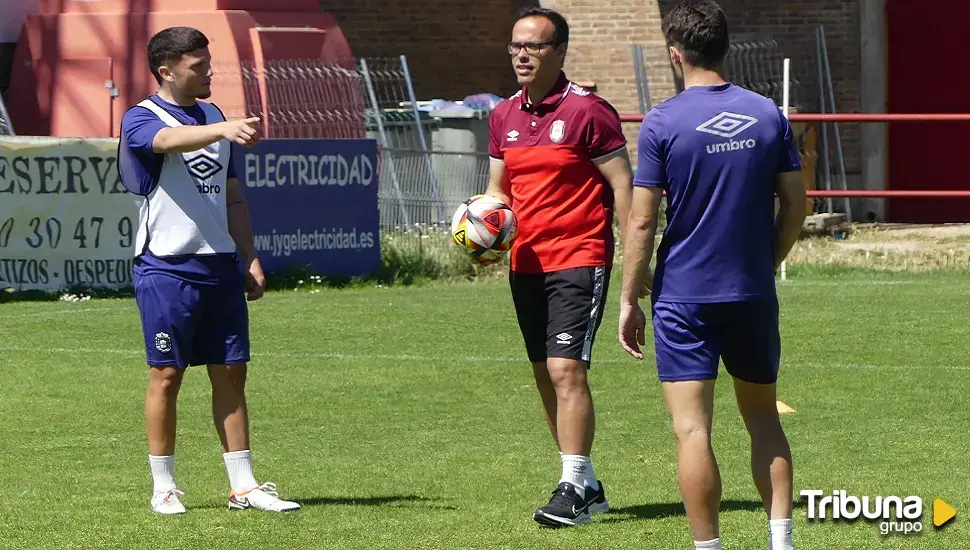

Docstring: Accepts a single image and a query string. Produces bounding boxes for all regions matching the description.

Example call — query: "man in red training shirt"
[486,6,635,528]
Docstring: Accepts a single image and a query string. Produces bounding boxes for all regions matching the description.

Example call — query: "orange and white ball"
[450,194,517,265]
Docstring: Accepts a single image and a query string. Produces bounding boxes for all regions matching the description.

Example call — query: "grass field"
[1,265,968,549]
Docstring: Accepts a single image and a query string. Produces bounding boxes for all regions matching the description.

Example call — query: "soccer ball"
[451,194,517,265]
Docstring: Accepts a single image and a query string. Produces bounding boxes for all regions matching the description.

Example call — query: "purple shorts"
[652,297,780,384]
[134,272,250,368]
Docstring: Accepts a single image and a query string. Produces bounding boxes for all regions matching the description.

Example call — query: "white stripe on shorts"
[581,266,606,362]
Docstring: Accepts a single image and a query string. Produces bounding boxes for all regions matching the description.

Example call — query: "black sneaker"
[533,482,591,527]
[586,480,610,515]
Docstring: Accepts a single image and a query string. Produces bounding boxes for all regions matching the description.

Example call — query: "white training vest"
[132,99,236,258]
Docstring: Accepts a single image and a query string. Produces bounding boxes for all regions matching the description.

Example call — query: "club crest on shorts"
[549,120,566,143]
[155,332,172,353]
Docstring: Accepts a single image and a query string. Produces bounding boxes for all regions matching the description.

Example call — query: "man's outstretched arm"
[153,117,261,154]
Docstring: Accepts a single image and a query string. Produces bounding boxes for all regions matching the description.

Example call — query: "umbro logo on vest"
[185,153,224,182]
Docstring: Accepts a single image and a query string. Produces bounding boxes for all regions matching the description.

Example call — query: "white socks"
[223,450,259,493]
[690,519,791,550]
[149,455,176,493]
[689,519,791,550]
[770,518,794,550]
[560,454,597,499]
[558,451,601,492]
[151,451,260,495]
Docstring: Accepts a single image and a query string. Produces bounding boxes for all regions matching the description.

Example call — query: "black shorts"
[509,266,611,366]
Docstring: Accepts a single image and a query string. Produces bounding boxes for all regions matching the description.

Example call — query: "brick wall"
[657,0,862,172]
[539,0,678,161]
[321,0,522,100]
[544,0,861,171]
[322,1,862,170]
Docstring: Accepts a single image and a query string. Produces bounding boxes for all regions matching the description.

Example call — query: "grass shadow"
[185,494,455,511]
[602,498,808,523]
[294,495,456,510]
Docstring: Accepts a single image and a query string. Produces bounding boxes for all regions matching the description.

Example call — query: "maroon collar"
[520,72,570,112]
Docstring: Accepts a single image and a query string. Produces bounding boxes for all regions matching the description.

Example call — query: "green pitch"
[0,267,968,549]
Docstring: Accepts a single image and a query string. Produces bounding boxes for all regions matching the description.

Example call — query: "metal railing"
[212,58,368,140]
[630,29,880,221]
[633,35,817,114]
[209,55,493,262]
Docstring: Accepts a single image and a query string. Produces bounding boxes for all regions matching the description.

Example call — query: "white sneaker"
[151,488,187,515]
[228,482,300,512]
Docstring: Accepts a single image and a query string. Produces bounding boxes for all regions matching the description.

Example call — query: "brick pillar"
[539,0,678,158]
[860,0,887,221]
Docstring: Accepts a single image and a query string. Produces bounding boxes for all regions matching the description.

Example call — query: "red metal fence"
[618,112,970,200]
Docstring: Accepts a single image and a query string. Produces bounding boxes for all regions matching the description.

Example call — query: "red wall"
[6,4,353,138]
[887,0,970,222]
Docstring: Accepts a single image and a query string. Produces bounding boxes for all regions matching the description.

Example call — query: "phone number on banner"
[0,215,135,288]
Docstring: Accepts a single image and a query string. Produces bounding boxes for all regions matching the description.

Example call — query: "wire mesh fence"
[722,37,809,112]
[380,148,489,229]
[260,59,368,139]
[718,36,837,218]
[360,57,492,267]
[359,57,431,150]
[209,55,493,271]
[212,59,368,139]
[632,32,863,222]
[0,90,13,136]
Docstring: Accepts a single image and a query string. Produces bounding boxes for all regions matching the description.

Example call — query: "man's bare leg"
[208,363,300,512]
[146,366,185,456]
[208,363,258,493]
[662,379,720,545]
[208,363,250,453]
[532,357,606,527]
[532,361,560,449]
[146,365,187,514]
[734,378,794,550]
[546,358,595,459]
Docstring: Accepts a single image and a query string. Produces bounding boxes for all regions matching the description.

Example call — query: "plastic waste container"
[366,109,442,227]
[429,107,491,218]
[366,109,438,150]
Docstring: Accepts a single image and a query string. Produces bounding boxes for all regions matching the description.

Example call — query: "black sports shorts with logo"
[509,265,611,366]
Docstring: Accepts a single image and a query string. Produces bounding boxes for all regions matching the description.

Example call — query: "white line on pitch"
[1,307,122,320]
[0,346,532,364]
[0,346,968,372]
[777,280,916,287]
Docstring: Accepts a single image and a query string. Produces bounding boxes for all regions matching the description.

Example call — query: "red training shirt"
[488,72,627,274]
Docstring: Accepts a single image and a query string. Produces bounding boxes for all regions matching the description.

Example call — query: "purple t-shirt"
[634,83,801,303]
[118,95,241,284]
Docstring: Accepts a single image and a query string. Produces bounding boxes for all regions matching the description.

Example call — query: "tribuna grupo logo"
[801,490,956,535]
